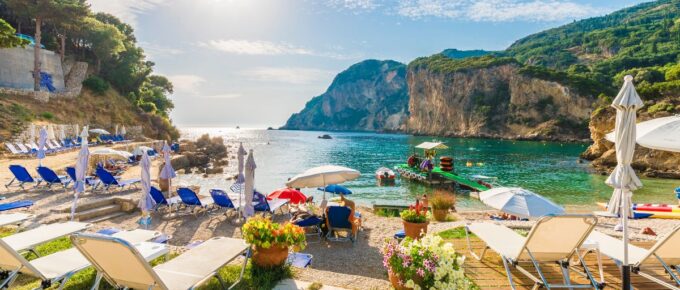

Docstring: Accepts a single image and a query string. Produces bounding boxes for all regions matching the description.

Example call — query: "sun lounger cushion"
[467,223,525,259]
[0,200,33,212]
[3,221,90,252]
[0,213,31,227]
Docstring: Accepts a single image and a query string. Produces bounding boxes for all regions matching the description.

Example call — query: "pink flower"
[424,259,436,272]
[417,268,425,277]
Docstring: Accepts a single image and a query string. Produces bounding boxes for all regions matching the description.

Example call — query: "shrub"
[138,101,157,113]
[40,112,54,120]
[647,102,675,114]
[82,75,110,94]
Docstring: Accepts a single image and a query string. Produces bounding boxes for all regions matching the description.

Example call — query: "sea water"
[176,128,678,210]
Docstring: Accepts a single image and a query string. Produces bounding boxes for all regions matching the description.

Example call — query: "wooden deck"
[451,237,675,289]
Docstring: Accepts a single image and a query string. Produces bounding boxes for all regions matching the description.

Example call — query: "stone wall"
[0,47,65,91]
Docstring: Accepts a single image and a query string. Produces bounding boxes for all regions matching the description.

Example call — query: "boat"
[596,202,680,219]
[470,175,499,189]
[318,134,332,139]
[375,167,396,182]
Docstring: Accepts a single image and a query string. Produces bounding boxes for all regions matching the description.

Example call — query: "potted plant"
[430,192,455,222]
[400,199,429,239]
[242,216,306,267]
[382,234,475,290]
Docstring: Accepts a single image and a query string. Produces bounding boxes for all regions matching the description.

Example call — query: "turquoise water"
[177,128,678,211]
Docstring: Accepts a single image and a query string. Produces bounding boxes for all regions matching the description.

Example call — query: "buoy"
[466,161,473,167]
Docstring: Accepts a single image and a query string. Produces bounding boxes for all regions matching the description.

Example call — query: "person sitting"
[338,195,361,234]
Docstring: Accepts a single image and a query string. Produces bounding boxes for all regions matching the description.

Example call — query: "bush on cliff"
[82,76,110,94]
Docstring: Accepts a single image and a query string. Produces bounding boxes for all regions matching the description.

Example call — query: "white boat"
[375,167,396,181]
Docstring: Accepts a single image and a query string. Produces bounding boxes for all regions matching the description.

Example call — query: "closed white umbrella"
[30,124,36,142]
[37,127,47,164]
[244,149,256,217]
[606,115,680,153]
[59,125,66,140]
[606,75,644,289]
[479,187,564,218]
[73,124,79,138]
[114,124,119,136]
[138,150,155,228]
[120,125,127,136]
[286,165,360,208]
[159,141,176,194]
[229,143,248,222]
[71,127,90,220]
[47,124,56,140]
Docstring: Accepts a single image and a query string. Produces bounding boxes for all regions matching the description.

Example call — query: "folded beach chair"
[71,235,250,290]
[465,215,600,290]
[95,166,140,192]
[587,226,680,289]
[2,221,91,256]
[0,213,31,228]
[325,206,358,244]
[151,186,180,213]
[15,143,32,155]
[4,143,26,156]
[210,189,237,216]
[0,228,162,289]
[5,165,42,189]
[177,187,214,216]
[0,200,33,212]
[36,166,70,189]
[65,167,99,189]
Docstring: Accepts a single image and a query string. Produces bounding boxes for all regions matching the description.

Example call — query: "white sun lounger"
[2,221,91,256]
[72,235,250,290]
[0,213,31,228]
[0,229,163,289]
[466,215,600,290]
[587,226,680,290]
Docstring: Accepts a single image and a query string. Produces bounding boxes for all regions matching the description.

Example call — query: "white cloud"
[327,0,380,11]
[198,39,361,59]
[88,0,167,26]
[167,74,206,93]
[396,0,598,22]
[239,67,335,85]
[200,93,242,99]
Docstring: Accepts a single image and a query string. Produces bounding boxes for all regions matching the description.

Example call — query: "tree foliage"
[0,17,26,48]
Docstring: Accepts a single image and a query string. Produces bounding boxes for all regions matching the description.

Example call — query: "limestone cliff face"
[282,59,408,132]
[406,64,594,140]
[582,98,680,178]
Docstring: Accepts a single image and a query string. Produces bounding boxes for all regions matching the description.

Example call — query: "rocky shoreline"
[171,134,229,176]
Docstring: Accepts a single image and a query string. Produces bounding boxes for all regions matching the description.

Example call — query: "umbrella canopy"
[317,184,352,195]
[89,128,110,135]
[47,125,56,140]
[139,150,155,212]
[479,187,564,218]
[605,75,644,289]
[286,165,360,188]
[606,115,680,153]
[244,149,256,217]
[268,188,307,204]
[159,141,177,179]
[120,125,126,135]
[415,142,448,150]
[132,146,153,156]
[71,127,90,220]
[91,148,133,159]
[37,127,47,161]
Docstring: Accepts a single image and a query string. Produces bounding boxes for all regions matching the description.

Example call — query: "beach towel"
[0,200,33,211]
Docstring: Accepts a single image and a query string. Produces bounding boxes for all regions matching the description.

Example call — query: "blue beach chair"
[209,189,237,216]
[95,166,140,192]
[325,206,358,244]
[0,200,33,212]
[65,167,99,189]
[5,165,42,190]
[293,215,323,243]
[176,187,214,216]
[150,186,180,213]
[36,166,70,189]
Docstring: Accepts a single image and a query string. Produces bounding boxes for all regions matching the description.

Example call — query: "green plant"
[382,234,478,289]
[40,112,54,120]
[437,228,472,240]
[400,200,428,223]
[429,193,455,210]
[375,208,401,217]
[82,75,110,94]
[242,216,306,250]
[647,102,675,114]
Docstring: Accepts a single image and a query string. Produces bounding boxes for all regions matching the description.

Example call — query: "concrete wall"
[0,47,66,91]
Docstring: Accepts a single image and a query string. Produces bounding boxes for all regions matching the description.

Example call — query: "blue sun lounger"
[95,166,140,192]
[65,167,99,189]
[5,165,42,190]
[210,189,237,215]
[0,200,33,212]
[177,187,214,217]
[36,166,70,189]
[150,186,180,213]
[325,206,357,244]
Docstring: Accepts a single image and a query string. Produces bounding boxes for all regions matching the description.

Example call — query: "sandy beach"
[1,146,677,289]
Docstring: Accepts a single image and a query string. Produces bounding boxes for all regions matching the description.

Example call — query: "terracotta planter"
[388,270,413,290]
[403,220,429,239]
[252,245,289,268]
[432,209,448,221]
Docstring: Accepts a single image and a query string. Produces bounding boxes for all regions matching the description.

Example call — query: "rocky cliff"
[405,59,594,140]
[282,59,408,132]
[582,97,680,178]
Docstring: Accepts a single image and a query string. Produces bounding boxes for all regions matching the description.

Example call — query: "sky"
[88,0,648,128]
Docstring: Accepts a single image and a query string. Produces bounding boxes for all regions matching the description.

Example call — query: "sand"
[1,147,677,289]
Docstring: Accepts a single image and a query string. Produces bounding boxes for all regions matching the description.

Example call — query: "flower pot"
[252,245,289,268]
[388,270,414,290]
[432,209,448,221]
[402,220,429,239]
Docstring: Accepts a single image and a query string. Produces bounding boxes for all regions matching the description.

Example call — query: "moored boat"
[376,167,396,181]
[596,202,680,219]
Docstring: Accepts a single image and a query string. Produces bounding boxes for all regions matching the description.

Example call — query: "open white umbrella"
[244,149,256,217]
[89,128,110,135]
[159,141,176,193]
[91,148,133,159]
[479,187,564,218]
[138,150,155,228]
[47,124,56,140]
[133,146,153,156]
[71,127,89,220]
[606,115,680,152]
[606,75,644,289]
[37,127,47,165]
[286,165,360,208]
